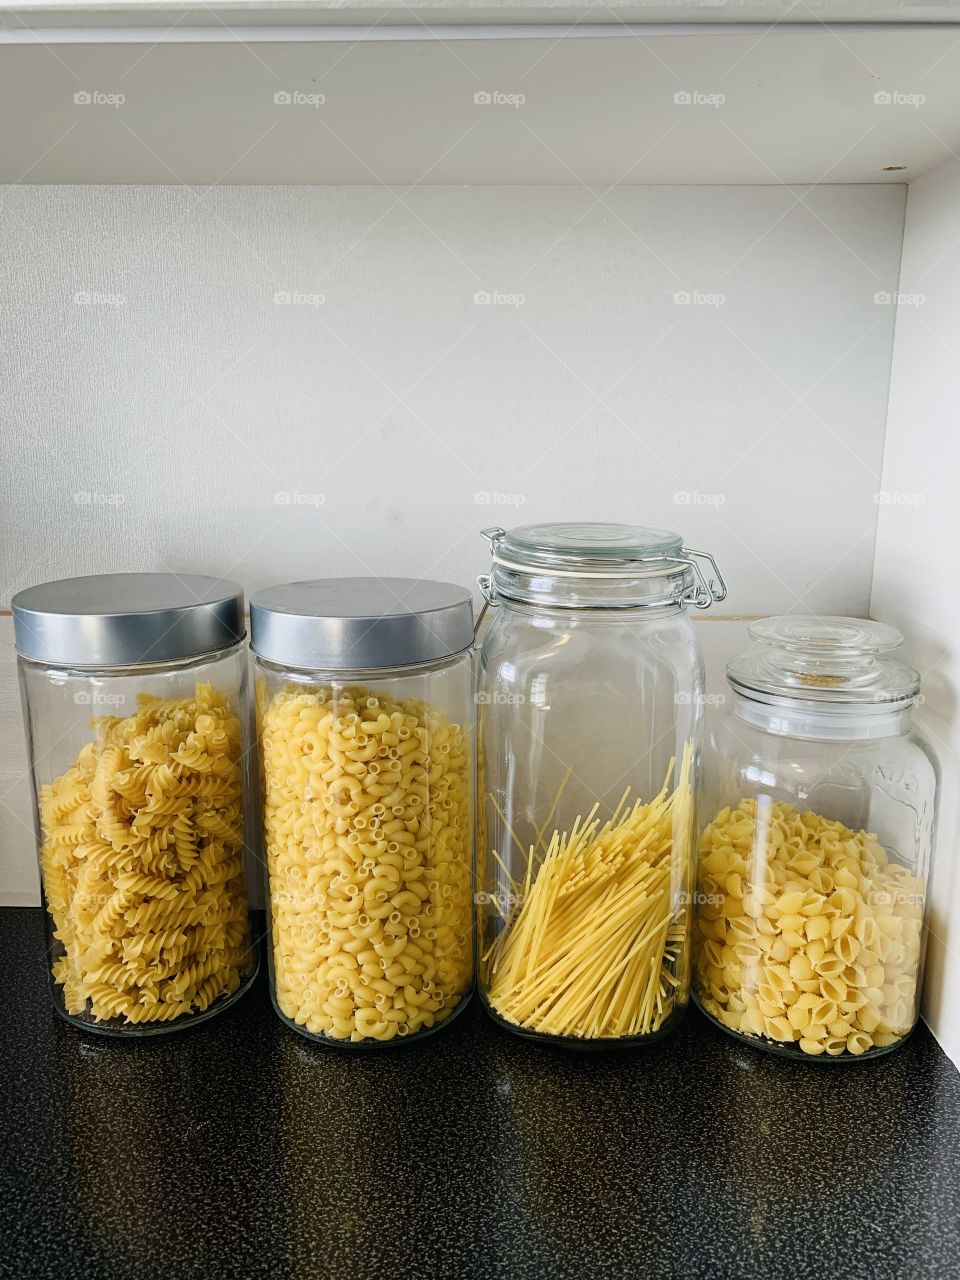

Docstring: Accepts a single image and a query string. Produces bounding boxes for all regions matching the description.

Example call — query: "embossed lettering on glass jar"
[694,617,938,1062]
[475,522,726,1048]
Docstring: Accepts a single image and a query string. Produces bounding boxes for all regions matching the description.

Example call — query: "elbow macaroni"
[695,799,925,1057]
[261,684,472,1042]
[40,684,253,1025]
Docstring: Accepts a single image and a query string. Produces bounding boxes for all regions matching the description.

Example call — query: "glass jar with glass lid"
[13,573,258,1035]
[251,577,476,1048]
[475,522,726,1048]
[694,616,937,1062]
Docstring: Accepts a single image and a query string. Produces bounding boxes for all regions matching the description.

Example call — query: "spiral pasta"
[261,684,472,1042]
[695,798,925,1056]
[40,684,253,1025]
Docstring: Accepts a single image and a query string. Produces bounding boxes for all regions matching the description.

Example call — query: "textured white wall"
[871,158,960,1068]
[0,181,905,900]
[1,184,903,608]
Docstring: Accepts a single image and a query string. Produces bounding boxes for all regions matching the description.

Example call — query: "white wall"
[0,181,905,901]
[1,184,904,610]
[871,157,960,1067]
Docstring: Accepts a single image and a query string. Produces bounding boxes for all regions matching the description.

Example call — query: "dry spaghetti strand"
[484,744,694,1039]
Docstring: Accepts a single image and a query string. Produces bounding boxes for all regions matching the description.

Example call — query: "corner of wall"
[869,157,960,1070]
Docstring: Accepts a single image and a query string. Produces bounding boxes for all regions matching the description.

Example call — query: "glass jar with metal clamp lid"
[694,616,938,1062]
[474,522,726,1048]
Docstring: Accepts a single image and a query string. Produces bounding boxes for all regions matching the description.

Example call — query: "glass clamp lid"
[477,521,727,611]
[727,615,921,709]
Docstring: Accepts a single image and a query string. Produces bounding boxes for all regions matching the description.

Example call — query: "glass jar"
[475,522,726,1048]
[694,616,937,1062]
[13,573,258,1035]
[251,577,476,1048]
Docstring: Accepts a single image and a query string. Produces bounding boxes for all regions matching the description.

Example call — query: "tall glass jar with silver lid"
[251,578,476,1047]
[13,574,258,1035]
[694,616,938,1061]
[475,522,726,1048]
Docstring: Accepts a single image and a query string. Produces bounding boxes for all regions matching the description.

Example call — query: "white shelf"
[2,24,960,183]
[5,1,960,32]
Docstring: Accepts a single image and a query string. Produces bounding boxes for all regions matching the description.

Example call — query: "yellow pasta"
[40,684,253,1025]
[261,685,472,1043]
[482,745,694,1040]
[695,798,925,1057]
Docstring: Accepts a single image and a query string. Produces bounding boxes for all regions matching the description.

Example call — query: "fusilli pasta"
[40,684,254,1026]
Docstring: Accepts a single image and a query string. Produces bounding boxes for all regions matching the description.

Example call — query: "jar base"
[271,988,474,1049]
[479,995,688,1051]
[50,958,260,1038]
[693,994,916,1064]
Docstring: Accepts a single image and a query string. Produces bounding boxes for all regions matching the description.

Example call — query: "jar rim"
[17,637,247,677]
[728,681,918,715]
[728,686,916,741]
[253,646,472,679]
[488,570,695,611]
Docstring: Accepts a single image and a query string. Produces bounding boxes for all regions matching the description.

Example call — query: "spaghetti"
[483,744,694,1040]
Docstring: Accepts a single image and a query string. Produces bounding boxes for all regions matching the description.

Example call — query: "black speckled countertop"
[3,907,960,1280]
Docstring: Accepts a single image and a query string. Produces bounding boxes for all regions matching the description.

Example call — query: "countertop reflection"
[3,908,959,1280]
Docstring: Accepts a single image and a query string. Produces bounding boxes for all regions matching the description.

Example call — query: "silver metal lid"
[12,574,245,668]
[250,578,474,671]
[727,615,920,709]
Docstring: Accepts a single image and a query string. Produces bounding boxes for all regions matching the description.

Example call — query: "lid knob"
[728,615,919,708]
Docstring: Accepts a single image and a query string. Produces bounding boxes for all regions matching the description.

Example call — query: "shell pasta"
[39,684,253,1025]
[261,685,472,1043]
[695,798,925,1057]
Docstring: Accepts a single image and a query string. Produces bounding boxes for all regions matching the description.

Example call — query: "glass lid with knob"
[479,521,726,611]
[727,615,920,708]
